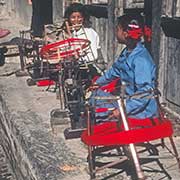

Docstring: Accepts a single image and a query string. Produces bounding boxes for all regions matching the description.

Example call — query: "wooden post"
[117,82,145,180]
[107,0,115,63]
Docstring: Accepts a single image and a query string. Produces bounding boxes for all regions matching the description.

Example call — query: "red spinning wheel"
[81,118,173,146]
[40,38,90,60]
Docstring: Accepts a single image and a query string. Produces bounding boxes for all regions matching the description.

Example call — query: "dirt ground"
[1,19,180,180]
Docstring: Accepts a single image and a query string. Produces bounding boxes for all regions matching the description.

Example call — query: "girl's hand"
[109,109,120,118]
[113,109,120,117]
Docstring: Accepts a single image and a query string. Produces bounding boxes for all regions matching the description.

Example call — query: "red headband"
[127,24,152,42]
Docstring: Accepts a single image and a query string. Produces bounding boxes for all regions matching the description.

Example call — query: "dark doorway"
[31,0,53,37]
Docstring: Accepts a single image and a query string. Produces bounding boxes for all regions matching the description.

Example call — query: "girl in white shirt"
[64,3,102,76]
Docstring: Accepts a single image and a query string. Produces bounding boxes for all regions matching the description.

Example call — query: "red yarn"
[127,28,143,39]
[144,25,152,42]
[81,118,173,146]
[127,25,152,42]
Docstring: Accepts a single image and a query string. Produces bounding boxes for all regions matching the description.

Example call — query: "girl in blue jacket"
[90,14,158,120]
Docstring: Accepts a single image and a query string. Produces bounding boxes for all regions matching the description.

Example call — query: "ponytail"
[143,25,152,42]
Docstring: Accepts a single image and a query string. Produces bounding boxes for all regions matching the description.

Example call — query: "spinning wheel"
[60,57,86,129]
[40,38,90,60]
[44,38,91,134]
[81,89,180,179]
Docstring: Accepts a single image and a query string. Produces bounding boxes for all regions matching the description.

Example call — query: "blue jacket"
[95,42,158,119]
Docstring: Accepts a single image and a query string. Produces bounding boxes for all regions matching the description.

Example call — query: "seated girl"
[89,14,158,121]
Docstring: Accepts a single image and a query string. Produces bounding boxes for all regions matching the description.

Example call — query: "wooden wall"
[152,0,180,114]
[92,0,124,65]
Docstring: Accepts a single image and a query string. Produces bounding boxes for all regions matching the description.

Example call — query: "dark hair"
[64,3,91,27]
[116,14,144,31]
[116,14,145,49]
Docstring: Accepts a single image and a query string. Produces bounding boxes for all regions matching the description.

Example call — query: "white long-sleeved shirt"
[71,27,100,63]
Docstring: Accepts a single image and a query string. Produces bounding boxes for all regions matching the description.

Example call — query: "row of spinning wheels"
[18,31,92,137]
